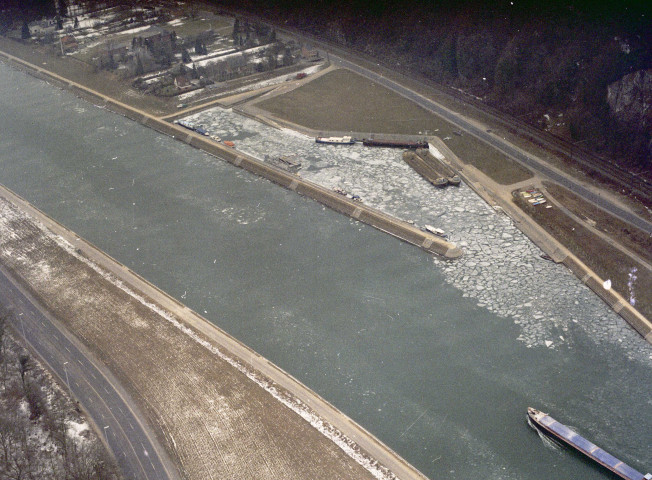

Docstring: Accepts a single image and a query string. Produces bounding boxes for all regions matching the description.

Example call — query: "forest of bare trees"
[0,311,120,480]
[4,0,647,168]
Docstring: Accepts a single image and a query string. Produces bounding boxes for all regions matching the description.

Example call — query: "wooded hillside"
[223,0,651,170]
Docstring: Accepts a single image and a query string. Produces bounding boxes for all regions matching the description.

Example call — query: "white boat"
[423,225,448,238]
[315,136,355,145]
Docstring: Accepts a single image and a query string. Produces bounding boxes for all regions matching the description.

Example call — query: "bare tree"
[0,411,35,480]
[0,313,7,389]
[18,353,31,390]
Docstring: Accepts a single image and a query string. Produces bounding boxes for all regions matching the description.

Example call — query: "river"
[0,62,649,479]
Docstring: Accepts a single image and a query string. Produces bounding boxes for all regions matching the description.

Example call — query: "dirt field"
[256,68,532,185]
[544,182,652,262]
[513,191,651,320]
[0,195,385,480]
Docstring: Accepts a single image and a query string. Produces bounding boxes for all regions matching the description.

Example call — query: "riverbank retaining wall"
[6,48,648,341]
[0,49,461,259]
[428,137,652,344]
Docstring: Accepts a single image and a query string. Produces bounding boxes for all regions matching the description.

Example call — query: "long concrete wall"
[0,49,461,260]
[3,49,649,342]
[428,137,652,344]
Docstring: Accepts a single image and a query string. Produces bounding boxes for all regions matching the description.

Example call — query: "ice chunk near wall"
[428,143,446,161]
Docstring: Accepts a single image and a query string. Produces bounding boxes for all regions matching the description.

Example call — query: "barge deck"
[527,407,650,480]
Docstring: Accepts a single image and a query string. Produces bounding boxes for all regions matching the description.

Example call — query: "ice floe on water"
[183,107,651,361]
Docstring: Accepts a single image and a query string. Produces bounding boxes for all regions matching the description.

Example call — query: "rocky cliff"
[224,0,651,170]
[607,69,652,132]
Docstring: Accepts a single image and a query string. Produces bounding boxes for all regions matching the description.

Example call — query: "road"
[0,265,179,480]
[325,54,652,235]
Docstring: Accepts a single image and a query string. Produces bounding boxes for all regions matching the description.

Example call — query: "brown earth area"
[543,182,652,262]
[0,195,385,480]
[512,191,651,320]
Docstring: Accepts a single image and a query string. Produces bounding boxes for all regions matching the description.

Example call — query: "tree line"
[217,0,652,169]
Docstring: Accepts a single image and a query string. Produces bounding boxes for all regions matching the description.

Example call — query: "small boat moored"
[422,225,448,238]
[432,177,448,188]
[316,136,356,145]
[527,407,650,480]
[174,119,211,136]
[447,175,461,187]
[362,138,428,149]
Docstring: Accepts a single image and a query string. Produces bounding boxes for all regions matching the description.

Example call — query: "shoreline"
[0,182,427,480]
[0,48,461,260]
[236,98,652,344]
[0,33,649,340]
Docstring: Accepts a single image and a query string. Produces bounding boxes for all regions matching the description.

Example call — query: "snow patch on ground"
[67,420,90,444]
[428,143,446,160]
[177,89,204,101]
[117,25,155,36]
[0,197,397,480]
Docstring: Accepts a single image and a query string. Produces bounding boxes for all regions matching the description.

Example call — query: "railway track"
[439,86,652,202]
[271,22,652,204]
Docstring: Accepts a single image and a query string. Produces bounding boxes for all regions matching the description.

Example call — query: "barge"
[363,138,428,149]
[265,154,302,172]
[416,147,461,187]
[174,119,210,136]
[402,151,447,188]
[527,407,650,480]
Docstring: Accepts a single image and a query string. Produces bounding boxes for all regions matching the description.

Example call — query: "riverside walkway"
[0,184,429,479]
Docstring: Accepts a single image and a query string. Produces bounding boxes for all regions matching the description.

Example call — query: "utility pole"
[63,361,70,390]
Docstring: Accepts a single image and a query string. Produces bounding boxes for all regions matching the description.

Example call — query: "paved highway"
[0,265,179,480]
[327,54,652,235]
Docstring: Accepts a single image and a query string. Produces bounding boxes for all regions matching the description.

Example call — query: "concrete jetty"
[427,136,652,344]
[0,50,461,260]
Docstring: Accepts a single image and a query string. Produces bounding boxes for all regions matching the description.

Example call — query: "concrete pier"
[0,50,461,260]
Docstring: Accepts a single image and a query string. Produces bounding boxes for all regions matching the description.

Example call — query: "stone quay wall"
[0,50,462,260]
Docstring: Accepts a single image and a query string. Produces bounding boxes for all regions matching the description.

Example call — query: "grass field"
[513,190,651,320]
[544,182,652,262]
[257,68,532,184]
